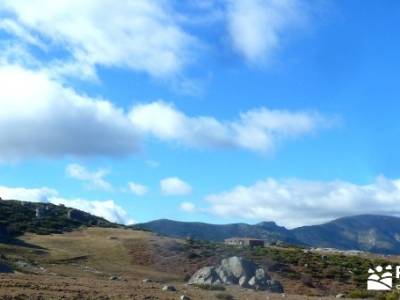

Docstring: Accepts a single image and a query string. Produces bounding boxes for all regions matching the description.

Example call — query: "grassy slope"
[1,227,399,299]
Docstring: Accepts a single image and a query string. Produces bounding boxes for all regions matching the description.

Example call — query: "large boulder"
[188,266,220,285]
[220,256,256,282]
[188,256,283,293]
[248,272,283,292]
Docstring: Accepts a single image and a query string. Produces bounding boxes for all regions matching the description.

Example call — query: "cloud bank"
[206,176,400,228]
[0,1,322,161]
[0,0,313,78]
[130,101,328,153]
[0,64,329,161]
[0,185,135,224]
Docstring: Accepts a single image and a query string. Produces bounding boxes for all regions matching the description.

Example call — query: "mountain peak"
[256,221,279,227]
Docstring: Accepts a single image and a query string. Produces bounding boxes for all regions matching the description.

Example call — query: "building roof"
[224,237,264,241]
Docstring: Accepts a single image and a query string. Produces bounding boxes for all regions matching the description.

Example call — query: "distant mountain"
[0,199,118,238]
[132,219,302,245]
[135,215,400,254]
[292,214,400,254]
[3,199,400,254]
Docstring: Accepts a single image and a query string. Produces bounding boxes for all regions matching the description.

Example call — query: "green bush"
[347,289,374,299]
[193,284,225,291]
[377,291,400,300]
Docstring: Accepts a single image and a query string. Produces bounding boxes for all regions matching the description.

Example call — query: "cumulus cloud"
[161,177,192,196]
[0,64,330,161]
[0,0,196,78]
[66,164,112,191]
[51,198,135,225]
[206,176,400,228]
[130,101,329,153]
[0,186,58,203]
[0,185,135,224]
[0,64,138,161]
[180,201,197,213]
[128,182,148,196]
[0,0,314,77]
[226,0,305,63]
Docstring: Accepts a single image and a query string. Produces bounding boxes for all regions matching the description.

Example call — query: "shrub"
[347,289,374,299]
[193,284,225,291]
[377,291,400,300]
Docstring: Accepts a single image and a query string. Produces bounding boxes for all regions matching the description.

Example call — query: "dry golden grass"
[0,228,355,299]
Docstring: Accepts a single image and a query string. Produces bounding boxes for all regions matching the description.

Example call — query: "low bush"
[193,283,226,291]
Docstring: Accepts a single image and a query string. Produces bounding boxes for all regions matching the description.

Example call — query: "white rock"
[162,285,176,292]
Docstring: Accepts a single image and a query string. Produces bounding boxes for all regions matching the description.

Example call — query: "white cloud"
[180,201,197,213]
[66,164,112,191]
[0,19,45,49]
[0,186,58,203]
[0,185,135,224]
[0,64,138,161]
[128,182,148,196]
[0,63,330,161]
[0,0,196,78]
[51,198,135,225]
[226,0,305,63]
[161,177,192,196]
[130,101,329,153]
[206,176,400,228]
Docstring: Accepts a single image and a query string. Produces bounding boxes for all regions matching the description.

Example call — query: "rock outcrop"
[162,285,176,292]
[188,256,283,293]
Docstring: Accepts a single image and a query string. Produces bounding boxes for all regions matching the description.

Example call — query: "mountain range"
[134,215,400,255]
[1,198,400,255]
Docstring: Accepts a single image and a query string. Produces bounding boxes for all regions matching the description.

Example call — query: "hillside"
[293,214,400,254]
[133,219,301,245]
[0,199,117,238]
[0,200,398,298]
[136,215,400,254]
[0,226,396,299]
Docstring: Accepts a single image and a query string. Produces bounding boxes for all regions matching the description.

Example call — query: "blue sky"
[0,0,400,228]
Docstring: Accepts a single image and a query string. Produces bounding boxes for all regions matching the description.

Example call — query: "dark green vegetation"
[0,200,117,238]
[136,215,400,254]
[184,238,396,298]
[193,284,226,291]
[250,246,378,291]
